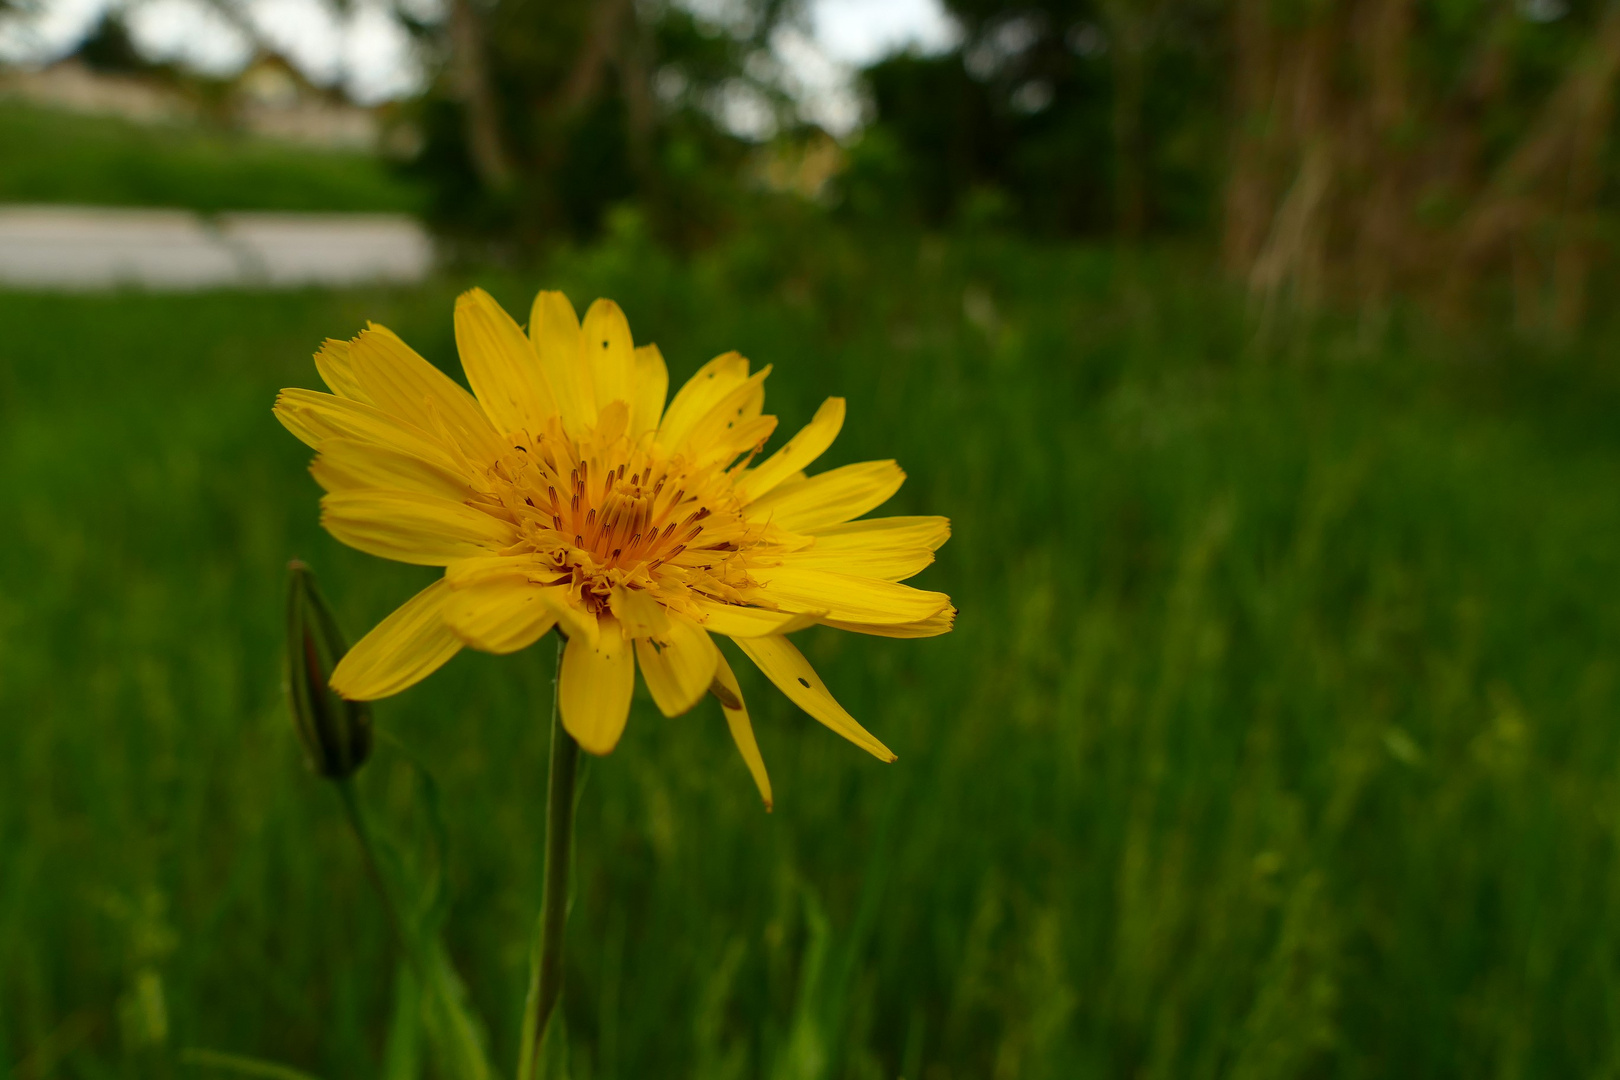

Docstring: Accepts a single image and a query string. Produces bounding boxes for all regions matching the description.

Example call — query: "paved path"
[0,206,434,289]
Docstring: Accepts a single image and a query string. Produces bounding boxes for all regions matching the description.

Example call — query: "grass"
[0,102,420,213]
[3,229,1620,1079]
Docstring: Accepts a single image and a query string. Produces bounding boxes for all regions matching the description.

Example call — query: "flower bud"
[285,561,373,779]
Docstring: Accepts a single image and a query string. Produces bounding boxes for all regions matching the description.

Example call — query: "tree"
[854,0,1620,331]
[407,0,802,246]
[1228,0,1620,333]
[847,0,1225,237]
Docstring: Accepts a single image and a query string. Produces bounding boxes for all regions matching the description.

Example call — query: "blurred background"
[5,0,1620,1076]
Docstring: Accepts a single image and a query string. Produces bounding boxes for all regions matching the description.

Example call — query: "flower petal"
[347,325,505,463]
[530,289,595,433]
[311,438,475,501]
[608,585,670,639]
[322,490,519,566]
[744,460,904,533]
[809,515,951,550]
[629,343,669,438]
[274,389,460,470]
[443,553,555,586]
[676,366,771,461]
[538,590,603,648]
[776,545,935,582]
[712,653,771,810]
[313,338,372,402]
[331,578,463,700]
[582,298,635,409]
[443,580,560,654]
[454,288,558,434]
[560,618,634,755]
[657,351,749,448]
[821,606,956,638]
[731,634,894,762]
[748,566,950,624]
[443,566,601,648]
[737,397,845,502]
[690,599,823,637]
[635,613,719,717]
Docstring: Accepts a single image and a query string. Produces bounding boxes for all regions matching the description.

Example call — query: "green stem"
[518,636,580,1080]
[334,776,418,976]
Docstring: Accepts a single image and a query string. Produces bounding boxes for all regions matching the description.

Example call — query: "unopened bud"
[285,561,373,779]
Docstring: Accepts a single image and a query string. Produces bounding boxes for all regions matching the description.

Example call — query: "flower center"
[478,411,769,615]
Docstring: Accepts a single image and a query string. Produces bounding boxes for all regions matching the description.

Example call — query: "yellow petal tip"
[328,670,370,702]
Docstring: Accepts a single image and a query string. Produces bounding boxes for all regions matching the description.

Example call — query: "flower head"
[275,288,953,804]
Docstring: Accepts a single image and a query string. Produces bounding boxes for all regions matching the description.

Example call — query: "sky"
[0,0,960,130]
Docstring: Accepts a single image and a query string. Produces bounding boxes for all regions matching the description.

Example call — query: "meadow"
[0,103,420,213]
[4,226,1620,1078]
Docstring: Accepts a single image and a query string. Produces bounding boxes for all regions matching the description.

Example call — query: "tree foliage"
[846,0,1620,330]
[406,0,799,248]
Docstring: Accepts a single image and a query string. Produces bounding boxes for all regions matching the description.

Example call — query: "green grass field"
[4,233,1620,1078]
[0,102,420,212]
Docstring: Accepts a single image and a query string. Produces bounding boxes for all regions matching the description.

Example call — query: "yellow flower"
[275,288,953,805]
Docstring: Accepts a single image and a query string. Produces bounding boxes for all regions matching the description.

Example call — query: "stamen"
[477,416,767,594]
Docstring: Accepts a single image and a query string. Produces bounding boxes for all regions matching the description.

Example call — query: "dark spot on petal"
[797,677,811,688]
